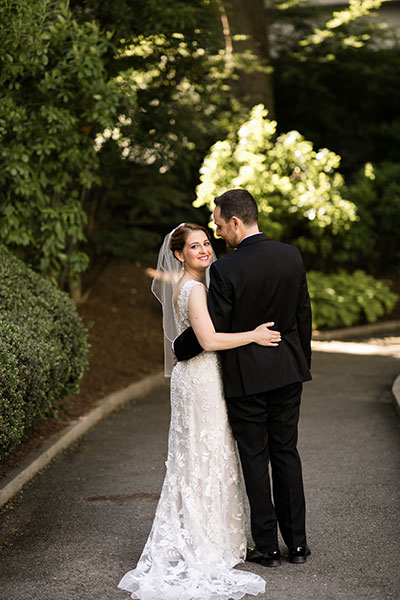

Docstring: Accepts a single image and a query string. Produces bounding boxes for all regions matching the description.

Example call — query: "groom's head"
[213,189,259,248]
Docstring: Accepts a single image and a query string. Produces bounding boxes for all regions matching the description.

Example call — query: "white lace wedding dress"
[118,280,266,600]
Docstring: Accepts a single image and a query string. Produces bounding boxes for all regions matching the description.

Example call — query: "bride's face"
[178,231,213,271]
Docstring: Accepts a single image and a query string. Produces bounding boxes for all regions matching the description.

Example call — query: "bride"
[118,223,281,600]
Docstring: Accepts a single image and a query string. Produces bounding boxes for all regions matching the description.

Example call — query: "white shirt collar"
[240,231,263,243]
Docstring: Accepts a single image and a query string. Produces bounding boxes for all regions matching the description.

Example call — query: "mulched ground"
[0,260,164,479]
[1,261,399,480]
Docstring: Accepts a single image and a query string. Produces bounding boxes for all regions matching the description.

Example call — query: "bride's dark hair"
[170,223,210,258]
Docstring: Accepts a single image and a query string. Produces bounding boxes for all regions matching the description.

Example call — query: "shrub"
[194,104,358,267]
[344,162,400,274]
[308,269,398,330]
[0,246,90,457]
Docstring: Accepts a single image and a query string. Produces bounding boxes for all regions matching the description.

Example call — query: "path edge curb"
[312,319,400,341]
[0,372,167,508]
[392,374,400,419]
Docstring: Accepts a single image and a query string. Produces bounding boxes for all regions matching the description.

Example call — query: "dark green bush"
[344,162,400,275]
[308,270,398,330]
[273,20,400,176]
[0,246,89,457]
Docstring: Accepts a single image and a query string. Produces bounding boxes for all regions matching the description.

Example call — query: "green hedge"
[308,270,398,330]
[345,162,400,275]
[0,246,89,457]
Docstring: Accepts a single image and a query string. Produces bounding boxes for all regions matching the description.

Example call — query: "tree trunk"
[220,0,274,117]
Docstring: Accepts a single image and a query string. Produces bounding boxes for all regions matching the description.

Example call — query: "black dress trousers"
[226,381,306,553]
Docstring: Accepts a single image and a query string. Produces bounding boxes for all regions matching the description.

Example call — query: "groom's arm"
[172,326,203,361]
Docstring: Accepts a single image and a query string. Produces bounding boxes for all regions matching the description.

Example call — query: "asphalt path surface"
[1,344,399,600]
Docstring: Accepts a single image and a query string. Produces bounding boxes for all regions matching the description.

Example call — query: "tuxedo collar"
[237,232,270,249]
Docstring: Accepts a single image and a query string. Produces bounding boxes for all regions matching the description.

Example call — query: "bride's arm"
[189,284,281,352]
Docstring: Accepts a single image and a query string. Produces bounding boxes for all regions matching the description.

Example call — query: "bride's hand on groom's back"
[253,322,281,347]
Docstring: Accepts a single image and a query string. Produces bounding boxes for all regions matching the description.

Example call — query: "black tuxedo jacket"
[174,233,312,398]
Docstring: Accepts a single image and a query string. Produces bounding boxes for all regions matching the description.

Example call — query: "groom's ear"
[231,216,241,230]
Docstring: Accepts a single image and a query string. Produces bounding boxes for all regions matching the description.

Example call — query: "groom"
[173,189,312,567]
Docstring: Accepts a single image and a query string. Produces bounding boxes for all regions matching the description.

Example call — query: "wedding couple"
[118,189,312,600]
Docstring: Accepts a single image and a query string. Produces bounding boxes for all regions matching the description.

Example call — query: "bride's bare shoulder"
[173,279,204,305]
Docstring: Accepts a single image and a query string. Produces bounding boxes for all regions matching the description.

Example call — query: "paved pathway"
[0,341,399,600]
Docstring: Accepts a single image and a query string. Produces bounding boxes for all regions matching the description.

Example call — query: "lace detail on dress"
[174,279,203,334]
[118,280,265,600]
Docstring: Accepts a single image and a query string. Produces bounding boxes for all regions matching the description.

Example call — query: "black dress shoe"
[288,545,311,564]
[246,546,281,568]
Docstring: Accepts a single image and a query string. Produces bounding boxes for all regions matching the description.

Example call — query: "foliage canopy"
[0,0,127,288]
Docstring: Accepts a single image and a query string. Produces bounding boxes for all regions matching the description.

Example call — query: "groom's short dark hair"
[214,189,258,225]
